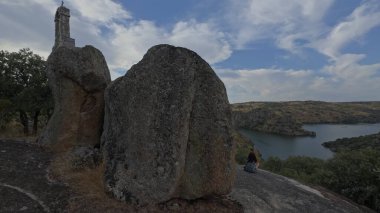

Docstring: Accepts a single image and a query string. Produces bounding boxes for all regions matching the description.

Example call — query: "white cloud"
[0,0,231,79]
[219,64,380,103]
[225,0,334,52]
[104,20,231,76]
[219,53,380,103]
[324,54,380,80]
[0,0,56,58]
[67,0,131,24]
[219,68,317,102]
[1,0,380,102]
[169,21,231,64]
[0,0,57,12]
[106,21,165,75]
[313,1,380,59]
[216,0,380,103]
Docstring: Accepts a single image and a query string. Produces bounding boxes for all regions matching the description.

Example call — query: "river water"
[239,123,380,160]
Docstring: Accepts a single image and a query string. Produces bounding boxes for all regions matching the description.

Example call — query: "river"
[239,123,380,160]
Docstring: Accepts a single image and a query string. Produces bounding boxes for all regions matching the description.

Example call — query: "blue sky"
[0,0,380,103]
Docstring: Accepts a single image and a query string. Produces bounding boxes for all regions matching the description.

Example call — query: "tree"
[0,48,52,135]
[319,149,380,211]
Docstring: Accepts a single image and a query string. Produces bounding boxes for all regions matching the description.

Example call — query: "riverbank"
[232,101,380,136]
[239,123,380,160]
[323,132,380,152]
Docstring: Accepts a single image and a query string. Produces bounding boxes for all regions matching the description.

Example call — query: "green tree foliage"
[319,149,380,211]
[0,48,52,135]
[0,99,12,129]
[261,156,283,173]
[262,156,325,183]
[261,149,380,211]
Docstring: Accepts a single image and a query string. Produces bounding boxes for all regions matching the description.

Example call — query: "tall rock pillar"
[39,5,111,150]
[53,4,75,51]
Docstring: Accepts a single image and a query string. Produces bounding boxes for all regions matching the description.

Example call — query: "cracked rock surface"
[102,44,236,206]
[230,166,373,213]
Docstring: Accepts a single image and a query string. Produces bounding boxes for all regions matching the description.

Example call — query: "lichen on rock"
[102,44,236,206]
[39,45,111,150]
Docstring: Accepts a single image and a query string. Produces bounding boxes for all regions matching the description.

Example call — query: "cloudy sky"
[1,0,380,103]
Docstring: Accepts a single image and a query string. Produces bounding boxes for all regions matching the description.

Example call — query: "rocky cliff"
[232,101,380,136]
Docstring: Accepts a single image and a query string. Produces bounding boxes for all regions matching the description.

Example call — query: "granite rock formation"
[230,166,372,213]
[102,44,235,205]
[39,46,111,149]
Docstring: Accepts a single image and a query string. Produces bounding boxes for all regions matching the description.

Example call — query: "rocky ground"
[230,167,373,213]
[0,139,373,213]
[0,139,70,213]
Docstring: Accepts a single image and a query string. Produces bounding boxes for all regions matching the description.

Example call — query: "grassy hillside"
[323,132,380,152]
[231,101,380,136]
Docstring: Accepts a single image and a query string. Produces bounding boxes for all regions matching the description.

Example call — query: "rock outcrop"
[102,44,235,205]
[1,139,371,212]
[231,166,372,213]
[39,46,111,149]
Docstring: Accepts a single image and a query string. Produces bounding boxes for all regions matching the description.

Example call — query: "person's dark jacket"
[247,151,257,163]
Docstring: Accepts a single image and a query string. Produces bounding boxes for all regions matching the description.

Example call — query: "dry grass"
[0,120,25,138]
[0,119,44,141]
[50,153,134,212]
[51,155,106,199]
[49,150,243,213]
[49,140,81,153]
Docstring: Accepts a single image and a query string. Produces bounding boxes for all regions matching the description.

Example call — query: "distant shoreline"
[231,101,380,136]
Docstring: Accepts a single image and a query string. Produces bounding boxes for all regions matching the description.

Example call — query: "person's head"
[250,148,254,152]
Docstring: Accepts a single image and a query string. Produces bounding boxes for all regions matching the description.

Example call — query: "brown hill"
[232,101,380,136]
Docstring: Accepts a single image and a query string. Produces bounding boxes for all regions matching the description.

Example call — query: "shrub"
[318,149,380,211]
[261,149,380,211]
[261,156,282,173]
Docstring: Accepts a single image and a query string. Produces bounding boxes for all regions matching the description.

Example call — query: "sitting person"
[244,148,258,173]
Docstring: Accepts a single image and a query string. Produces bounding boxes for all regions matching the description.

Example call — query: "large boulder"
[102,44,236,205]
[39,45,111,150]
